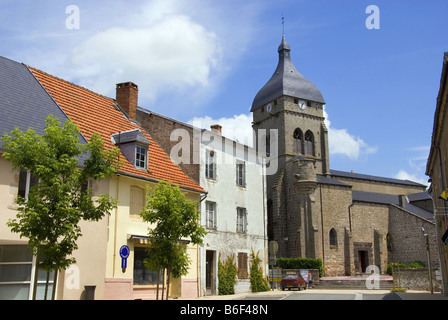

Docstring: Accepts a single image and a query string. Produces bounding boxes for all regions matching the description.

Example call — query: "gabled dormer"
[111,129,150,170]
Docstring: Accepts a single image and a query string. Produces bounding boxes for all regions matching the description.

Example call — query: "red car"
[281,273,307,291]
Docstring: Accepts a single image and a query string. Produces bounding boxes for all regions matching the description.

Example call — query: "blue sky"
[1,0,446,185]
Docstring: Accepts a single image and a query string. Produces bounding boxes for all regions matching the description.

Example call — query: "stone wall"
[394,268,442,292]
[388,205,439,268]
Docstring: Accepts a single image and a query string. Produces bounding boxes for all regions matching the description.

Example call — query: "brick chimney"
[116,82,138,120]
[211,124,222,135]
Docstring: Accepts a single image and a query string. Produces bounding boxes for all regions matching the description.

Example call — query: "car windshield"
[283,274,298,280]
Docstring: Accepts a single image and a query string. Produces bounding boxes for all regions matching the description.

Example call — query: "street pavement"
[187,288,448,301]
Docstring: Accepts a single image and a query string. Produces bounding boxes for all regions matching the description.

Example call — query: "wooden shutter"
[238,252,248,279]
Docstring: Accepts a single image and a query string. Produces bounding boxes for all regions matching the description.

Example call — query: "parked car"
[281,273,307,291]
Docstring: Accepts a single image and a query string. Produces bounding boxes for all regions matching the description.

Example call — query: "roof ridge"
[27,65,116,103]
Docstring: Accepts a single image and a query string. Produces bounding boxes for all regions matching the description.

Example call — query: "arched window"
[304,130,314,156]
[293,128,303,154]
[329,228,337,247]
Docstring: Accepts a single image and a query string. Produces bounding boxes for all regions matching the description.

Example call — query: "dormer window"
[135,145,147,169]
[112,129,150,170]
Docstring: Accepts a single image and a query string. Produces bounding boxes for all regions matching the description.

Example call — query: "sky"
[1,0,446,186]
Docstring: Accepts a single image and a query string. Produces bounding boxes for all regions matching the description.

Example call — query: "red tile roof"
[28,66,205,194]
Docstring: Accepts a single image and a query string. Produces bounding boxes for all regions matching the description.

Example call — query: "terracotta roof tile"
[28,66,205,194]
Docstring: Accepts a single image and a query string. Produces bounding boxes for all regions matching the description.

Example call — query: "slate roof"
[251,35,325,111]
[0,56,87,149]
[330,169,427,188]
[352,190,434,223]
[28,66,205,194]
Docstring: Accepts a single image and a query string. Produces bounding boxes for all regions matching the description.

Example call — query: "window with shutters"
[237,252,248,279]
[236,160,246,187]
[205,201,217,229]
[236,207,247,233]
[130,186,145,218]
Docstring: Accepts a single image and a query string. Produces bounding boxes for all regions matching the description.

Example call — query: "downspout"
[113,174,120,278]
[319,184,325,270]
[198,192,208,297]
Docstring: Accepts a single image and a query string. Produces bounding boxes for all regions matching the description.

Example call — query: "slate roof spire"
[251,35,325,112]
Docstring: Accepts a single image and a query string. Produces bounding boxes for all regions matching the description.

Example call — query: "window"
[18,170,38,200]
[236,161,246,187]
[293,128,303,154]
[130,186,145,217]
[135,146,147,169]
[329,228,337,247]
[237,207,247,233]
[205,201,217,229]
[304,130,314,156]
[237,252,248,279]
[133,247,162,285]
[205,150,216,180]
[0,245,55,300]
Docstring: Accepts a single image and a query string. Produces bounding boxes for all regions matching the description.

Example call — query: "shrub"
[386,261,426,275]
[218,255,237,295]
[250,250,270,292]
[275,257,324,277]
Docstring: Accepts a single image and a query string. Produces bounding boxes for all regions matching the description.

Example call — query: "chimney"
[116,82,138,120]
[399,195,408,209]
[211,124,222,135]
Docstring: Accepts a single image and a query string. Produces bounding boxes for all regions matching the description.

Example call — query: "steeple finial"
[282,13,285,36]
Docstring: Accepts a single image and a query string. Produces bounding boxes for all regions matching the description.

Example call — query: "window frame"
[236,160,246,187]
[236,207,247,234]
[135,145,148,170]
[18,170,39,201]
[205,150,216,180]
[205,201,217,229]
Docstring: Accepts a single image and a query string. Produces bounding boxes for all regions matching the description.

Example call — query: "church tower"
[251,35,330,259]
[251,35,330,176]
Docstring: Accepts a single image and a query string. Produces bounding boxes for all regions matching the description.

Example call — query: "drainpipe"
[113,174,120,278]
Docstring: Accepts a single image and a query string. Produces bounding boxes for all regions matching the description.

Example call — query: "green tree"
[1,115,121,299]
[141,180,206,300]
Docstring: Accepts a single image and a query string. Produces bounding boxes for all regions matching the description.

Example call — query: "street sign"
[120,245,130,270]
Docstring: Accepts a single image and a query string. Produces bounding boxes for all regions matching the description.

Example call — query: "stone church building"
[251,36,438,276]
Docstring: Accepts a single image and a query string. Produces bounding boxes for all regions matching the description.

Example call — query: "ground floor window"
[0,245,55,300]
[133,246,162,285]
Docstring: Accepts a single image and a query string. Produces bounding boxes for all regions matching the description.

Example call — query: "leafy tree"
[1,115,121,299]
[141,180,206,299]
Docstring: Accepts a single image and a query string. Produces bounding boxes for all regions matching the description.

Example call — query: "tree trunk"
[44,269,50,300]
[166,267,170,300]
[161,268,165,300]
[156,268,160,300]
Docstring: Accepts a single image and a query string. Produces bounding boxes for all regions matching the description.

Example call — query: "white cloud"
[395,170,428,186]
[324,108,378,160]
[68,1,222,104]
[188,113,254,146]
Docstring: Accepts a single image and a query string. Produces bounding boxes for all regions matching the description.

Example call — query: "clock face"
[298,100,307,110]
[266,103,272,113]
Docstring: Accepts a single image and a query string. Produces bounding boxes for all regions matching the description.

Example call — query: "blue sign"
[120,245,130,269]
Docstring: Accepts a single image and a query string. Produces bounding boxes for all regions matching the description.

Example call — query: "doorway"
[205,251,215,295]
[358,250,368,273]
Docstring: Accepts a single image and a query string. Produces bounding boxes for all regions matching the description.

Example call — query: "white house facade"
[198,126,268,296]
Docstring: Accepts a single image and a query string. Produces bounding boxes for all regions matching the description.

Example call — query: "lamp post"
[421,227,434,294]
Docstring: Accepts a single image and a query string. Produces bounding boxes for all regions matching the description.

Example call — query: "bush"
[250,250,270,293]
[386,261,426,275]
[276,257,324,277]
[218,255,237,295]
